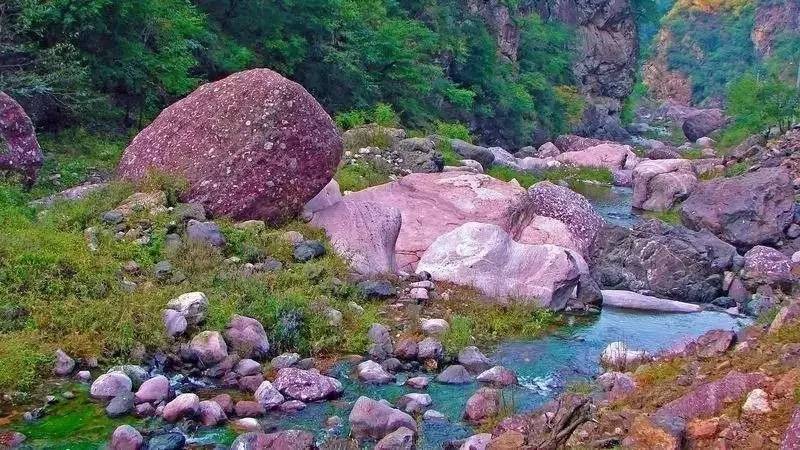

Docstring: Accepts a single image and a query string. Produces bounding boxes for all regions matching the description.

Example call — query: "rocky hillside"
[643,0,800,106]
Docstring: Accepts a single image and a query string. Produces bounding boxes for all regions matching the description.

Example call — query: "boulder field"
[117,69,342,223]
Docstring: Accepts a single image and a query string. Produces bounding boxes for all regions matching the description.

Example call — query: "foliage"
[3,0,581,145]
[488,165,614,188]
[435,121,473,143]
[634,359,685,386]
[726,71,799,137]
[663,2,756,104]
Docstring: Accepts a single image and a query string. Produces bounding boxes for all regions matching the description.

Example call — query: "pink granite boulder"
[632,159,696,212]
[310,198,402,276]
[555,143,632,171]
[0,91,43,185]
[416,222,585,310]
[116,69,342,223]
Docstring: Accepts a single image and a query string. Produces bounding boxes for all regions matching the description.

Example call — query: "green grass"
[0,169,374,393]
[440,299,557,355]
[634,359,685,387]
[725,161,749,178]
[487,165,614,189]
[334,161,391,192]
[643,207,682,225]
[437,140,463,167]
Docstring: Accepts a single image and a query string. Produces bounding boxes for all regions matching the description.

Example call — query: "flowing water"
[9,183,741,449]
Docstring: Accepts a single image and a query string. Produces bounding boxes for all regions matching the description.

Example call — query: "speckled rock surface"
[116,69,342,222]
[0,91,43,185]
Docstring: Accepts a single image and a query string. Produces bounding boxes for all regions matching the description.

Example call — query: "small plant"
[725,161,749,178]
[643,207,682,225]
[334,110,367,130]
[487,165,539,188]
[442,315,474,355]
[566,379,598,395]
[634,359,685,386]
[437,140,463,166]
[335,161,391,192]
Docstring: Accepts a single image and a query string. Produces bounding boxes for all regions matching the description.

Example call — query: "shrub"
[371,103,400,127]
[442,315,474,355]
[335,110,367,130]
[487,165,539,188]
[435,121,472,143]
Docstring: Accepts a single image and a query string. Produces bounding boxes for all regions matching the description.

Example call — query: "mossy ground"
[487,165,613,189]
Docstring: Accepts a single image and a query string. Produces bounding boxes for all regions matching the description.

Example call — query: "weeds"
[335,161,391,192]
[642,207,683,225]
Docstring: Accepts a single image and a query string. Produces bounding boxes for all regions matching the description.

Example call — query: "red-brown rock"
[0,91,43,185]
[116,69,342,222]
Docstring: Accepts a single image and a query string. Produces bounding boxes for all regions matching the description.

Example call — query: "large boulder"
[310,198,402,275]
[553,135,608,153]
[0,91,43,185]
[417,222,586,310]
[631,159,696,212]
[682,108,726,142]
[464,387,501,424]
[742,245,796,289]
[349,396,417,441]
[189,331,228,366]
[511,181,605,256]
[681,167,796,248]
[601,290,701,313]
[591,220,738,303]
[344,172,535,270]
[116,69,342,222]
[555,143,632,171]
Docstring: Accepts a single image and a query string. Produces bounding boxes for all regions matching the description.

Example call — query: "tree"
[727,72,799,137]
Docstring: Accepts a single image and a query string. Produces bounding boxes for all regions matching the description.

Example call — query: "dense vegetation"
[1,0,581,146]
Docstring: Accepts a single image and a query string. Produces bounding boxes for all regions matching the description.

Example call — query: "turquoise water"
[11,308,744,449]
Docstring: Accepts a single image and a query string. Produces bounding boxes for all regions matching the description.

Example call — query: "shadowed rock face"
[592,220,738,303]
[117,69,342,223]
[0,91,43,186]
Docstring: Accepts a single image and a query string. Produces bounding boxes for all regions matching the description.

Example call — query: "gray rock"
[189,331,228,366]
[106,393,134,418]
[271,353,301,370]
[457,347,491,374]
[225,315,270,360]
[110,425,143,450]
[358,280,396,299]
[293,240,325,262]
[162,393,200,422]
[396,393,433,414]
[357,360,395,384]
[273,368,343,402]
[436,365,473,384]
[417,337,443,361]
[186,219,226,247]
[166,291,208,325]
[90,372,132,399]
[450,139,495,168]
[393,137,444,173]
[153,260,173,281]
[423,409,447,421]
[254,381,284,410]
[197,400,227,426]
[406,376,429,390]
[134,375,170,404]
[53,349,75,376]
[146,432,185,450]
[349,396,417,441]
[173,203,206,222]
[235,359,262,376]
[476,366,518,387]
[102,210,124,225]
[367,323,394,361]
[592,221,738,303]
[107,365,149,390]
[375,426,415,450]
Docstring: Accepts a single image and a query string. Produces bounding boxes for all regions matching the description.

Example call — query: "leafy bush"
[335,110,367,131]
[435,121,472,142]
[372,103,400,127]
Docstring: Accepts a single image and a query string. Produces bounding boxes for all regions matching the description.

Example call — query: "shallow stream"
[8,183,739,449]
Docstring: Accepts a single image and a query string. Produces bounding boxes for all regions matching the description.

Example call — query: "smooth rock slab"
[310,198,402,275]
[601,290,701,313]
[417,222,584,310]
